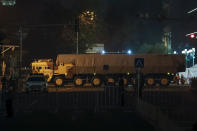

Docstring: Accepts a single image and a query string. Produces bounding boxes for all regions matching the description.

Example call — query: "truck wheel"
[145,77,155,87]
[106,77,115,86]
[92,77,102,87]
[160,77,170,87]
[122,77,128,86]
[55,77,64,86]
[74,77,84,87]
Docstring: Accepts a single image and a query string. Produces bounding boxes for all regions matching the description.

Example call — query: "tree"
[0,30,6,42]
[59,10,107,53]
[137,43,168,54]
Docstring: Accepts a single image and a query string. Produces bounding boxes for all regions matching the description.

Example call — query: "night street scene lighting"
[1,0,16,6]
[186,32,197,39]
[0,0,197,131]
[187,7,197,14]
[173,51,177,54]
[127,49,132,54]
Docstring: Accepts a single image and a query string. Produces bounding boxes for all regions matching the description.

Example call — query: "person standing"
[5,77,15,118]
[1,76,7,103]
[181,74,185,85]
[175,73,180,85]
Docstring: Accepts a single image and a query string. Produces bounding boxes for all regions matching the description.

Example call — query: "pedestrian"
[5,76,15,118]
[5,86,14,117]
[175,73,180,85]
[1,76,7,102]
[8,76,15,92]
[181,74,185,85]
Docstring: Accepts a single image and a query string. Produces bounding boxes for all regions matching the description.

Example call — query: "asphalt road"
[0,111,155,131]
[0,85,197,130]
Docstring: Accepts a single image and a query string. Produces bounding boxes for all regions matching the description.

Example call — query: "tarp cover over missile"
[56,54,185,74]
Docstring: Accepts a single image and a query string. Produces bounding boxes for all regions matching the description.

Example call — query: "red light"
[190,34,195,38]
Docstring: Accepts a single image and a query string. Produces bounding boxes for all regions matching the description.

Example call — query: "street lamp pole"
[75,17,79,54]
[19,26,23,77]
[76,31,79,54]
[192,48,195,66]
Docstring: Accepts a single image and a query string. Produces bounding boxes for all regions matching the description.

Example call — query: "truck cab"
[31,59,54,82]
[31,59,75,86]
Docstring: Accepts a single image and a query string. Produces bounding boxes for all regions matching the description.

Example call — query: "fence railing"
[1,86,197,130]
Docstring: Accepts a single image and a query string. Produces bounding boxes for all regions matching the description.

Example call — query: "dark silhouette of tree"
[137,43,168,54]
[0,30,6,42]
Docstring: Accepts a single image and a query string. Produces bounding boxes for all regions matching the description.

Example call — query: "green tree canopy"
[58,11,107,54]
[137,43,168,54]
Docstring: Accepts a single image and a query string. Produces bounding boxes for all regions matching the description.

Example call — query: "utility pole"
[75,17,80,54]
[0,45,19,77]
[76,31,79,54]
[2,46,5,76]
[19,26,23,77]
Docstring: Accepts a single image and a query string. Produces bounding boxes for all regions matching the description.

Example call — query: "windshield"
[27,77,45,82]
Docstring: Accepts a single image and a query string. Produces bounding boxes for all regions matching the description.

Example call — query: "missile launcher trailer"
[31,54,186,87]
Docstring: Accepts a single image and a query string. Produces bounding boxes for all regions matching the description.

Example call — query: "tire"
[106,77,115,86]
[74,77,84,87]
[120,77,128,86]
[159,77,170,87]
[145,77,155,87]
[55,77,64,86]
[92,77,102,87]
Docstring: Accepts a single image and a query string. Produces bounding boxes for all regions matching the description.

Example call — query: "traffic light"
[190,34,196,39]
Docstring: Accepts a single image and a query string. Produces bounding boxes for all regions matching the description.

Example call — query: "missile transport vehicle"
[31,54,185,87]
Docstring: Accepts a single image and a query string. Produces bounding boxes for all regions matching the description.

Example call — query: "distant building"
[1,0,16,6]
[86,43,104,54]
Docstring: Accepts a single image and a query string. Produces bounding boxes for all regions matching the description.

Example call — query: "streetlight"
[173,51,177,54]
[187,7,197,14]
[186,32,197,39]
[75,17,79,54]
[1,0,16,6]
[127,49,132,55]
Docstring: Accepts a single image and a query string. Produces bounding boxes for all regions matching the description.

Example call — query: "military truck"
[31,54,186,87]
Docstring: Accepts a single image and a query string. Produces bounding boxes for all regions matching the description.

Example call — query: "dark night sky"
[0,0,197,65]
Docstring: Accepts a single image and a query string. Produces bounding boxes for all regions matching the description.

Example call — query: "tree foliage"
[59,12,107,53]
[137,43,168,54]
[0,30,6,42]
